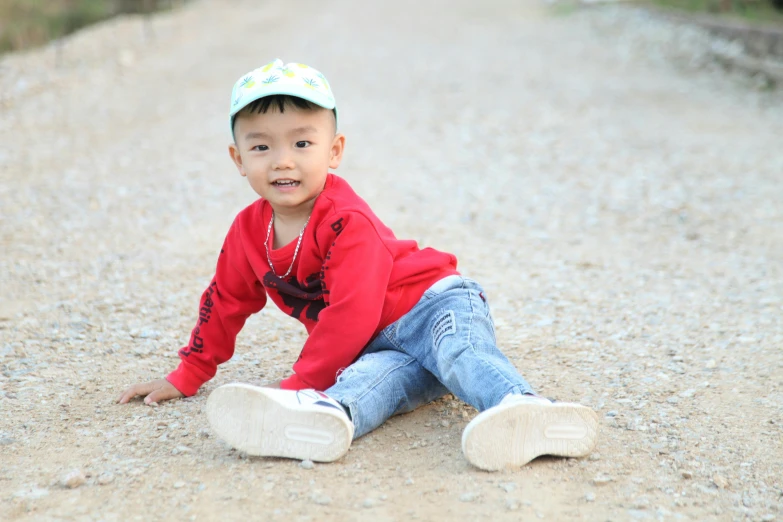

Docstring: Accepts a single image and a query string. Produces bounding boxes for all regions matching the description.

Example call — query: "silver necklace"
[265,211,311,278]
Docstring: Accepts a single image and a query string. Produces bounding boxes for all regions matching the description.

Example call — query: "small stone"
[362,498,376,508]
[605,411,617,417]
[459,492,477,502]
[440,420,450,428]
[13,487,49,499]
[666,396,680,404]
[405,478,414,485]
[118,49,136,67]
[712,475,728,489]
[585,492,596,502]
[173,481,185,489]
[589,453,601,461]
[499,482,516,493]
[761,515,775,522]
[592,474,613,486]
[506,499,520,511]
[61,470,85,489]
[679,389,696,398]
[0,436,15,446]
[311,492,332,505]
[299,460,314,470]
[705,360,716,369]
[681,471,693,479]
[97,472,114,485]
[631,497,650,509]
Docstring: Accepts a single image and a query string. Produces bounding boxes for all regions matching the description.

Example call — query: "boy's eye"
[295,141,310,148]
[252,145,268,151]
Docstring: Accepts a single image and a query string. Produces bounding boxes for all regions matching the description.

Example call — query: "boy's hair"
[232,95,336,139]
[241,94,323,117]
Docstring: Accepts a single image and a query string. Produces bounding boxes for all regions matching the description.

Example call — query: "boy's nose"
[272,153,294,170]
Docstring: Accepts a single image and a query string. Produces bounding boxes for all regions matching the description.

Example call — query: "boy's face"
[229,105,344,215]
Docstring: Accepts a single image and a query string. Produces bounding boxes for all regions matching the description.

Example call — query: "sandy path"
[1,0,782,520]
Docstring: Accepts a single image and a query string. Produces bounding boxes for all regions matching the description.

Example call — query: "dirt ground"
[1,0,782,520]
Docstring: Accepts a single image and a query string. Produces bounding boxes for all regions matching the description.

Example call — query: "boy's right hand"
[117,378,184,405]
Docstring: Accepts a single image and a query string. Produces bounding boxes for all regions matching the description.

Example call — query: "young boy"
[118,59,598,470]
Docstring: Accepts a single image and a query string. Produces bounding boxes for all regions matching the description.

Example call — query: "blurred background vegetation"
[0,0,188,54]
[0,0,781,56]
[653,0,783,23]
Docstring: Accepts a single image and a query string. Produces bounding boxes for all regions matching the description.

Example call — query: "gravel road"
[1,0,782,520]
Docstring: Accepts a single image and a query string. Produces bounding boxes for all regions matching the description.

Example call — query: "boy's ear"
[329,133,346,169]
[228,143,247,177]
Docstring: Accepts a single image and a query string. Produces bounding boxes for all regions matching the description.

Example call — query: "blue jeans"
[325,275,534,438]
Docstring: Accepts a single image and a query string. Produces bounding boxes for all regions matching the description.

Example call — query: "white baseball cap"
[229,59,337,137]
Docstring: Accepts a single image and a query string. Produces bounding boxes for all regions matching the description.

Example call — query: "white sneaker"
[206,384,354,462]
[461,394,599,471]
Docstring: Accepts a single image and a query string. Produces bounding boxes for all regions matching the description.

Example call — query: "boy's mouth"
[272,179,300,187]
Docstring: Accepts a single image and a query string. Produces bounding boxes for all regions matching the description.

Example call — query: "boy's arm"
[280,213,394,391]
[166,222,267,396]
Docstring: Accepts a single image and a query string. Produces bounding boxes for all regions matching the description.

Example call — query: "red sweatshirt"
[166,174,458,396]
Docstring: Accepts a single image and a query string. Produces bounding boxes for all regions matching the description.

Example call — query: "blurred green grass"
[651,0,783,23]
[0,0,186,54]
[548,0,783,24]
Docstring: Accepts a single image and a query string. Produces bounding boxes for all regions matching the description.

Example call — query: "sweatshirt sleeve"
[166,220,267,396]
[280,213,393,391]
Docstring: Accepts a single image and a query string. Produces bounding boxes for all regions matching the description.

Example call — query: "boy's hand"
[117,379,184,405]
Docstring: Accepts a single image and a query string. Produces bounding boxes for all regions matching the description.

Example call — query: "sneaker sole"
[461,402,599,471]
[205,383,353,462]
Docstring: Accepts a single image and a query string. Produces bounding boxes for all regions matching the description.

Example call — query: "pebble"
[506,499,521,511]
[97,472,114,485]
[310,492,332,505]
[499,482,516,493]
[299,459,314,470]
[173,481,185,489]
[712,475,729,489]
[362,498,376,508]
[585,492,596,502]
[0,436,15,445]
[405,478,414,485]
[592,475,614,486]
[679,389,696,398]
[61,470,86,489]
[440,420,450,428]
[681,471,693,479]
[459,492,478,502]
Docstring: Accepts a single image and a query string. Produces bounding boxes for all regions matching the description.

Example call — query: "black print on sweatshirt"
[263,271,326,322]
[180,281,217,358]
